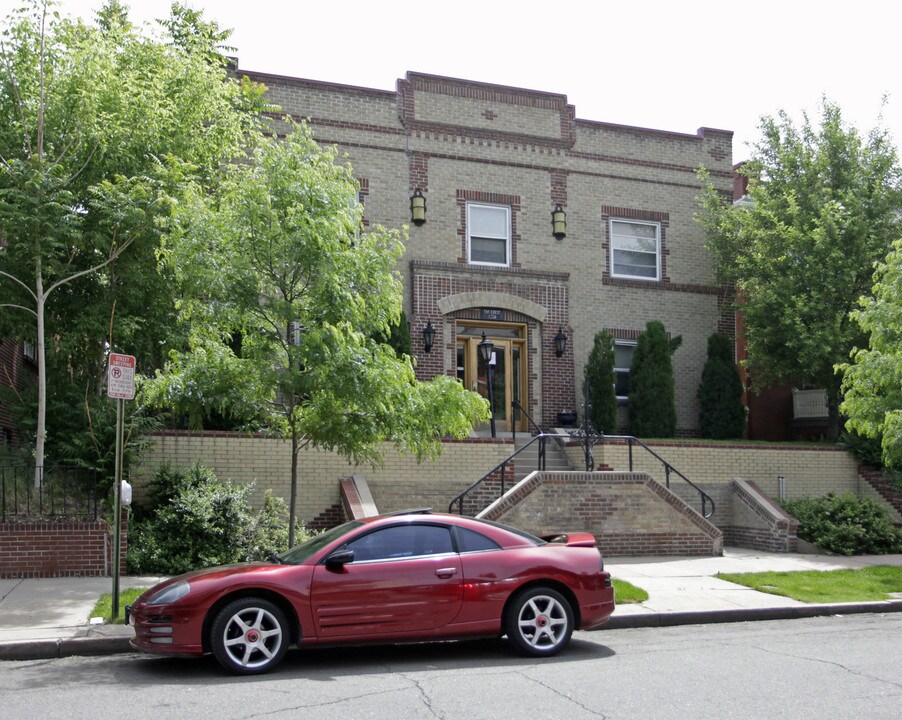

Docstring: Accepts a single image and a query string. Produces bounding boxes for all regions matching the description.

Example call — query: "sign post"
[107,353,135,620]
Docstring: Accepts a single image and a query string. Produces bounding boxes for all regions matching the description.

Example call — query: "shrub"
[127,463,295,574]
[697,333,746,439]
[584,330,617,433]
[782,494,902,556]
[628,320,682,438]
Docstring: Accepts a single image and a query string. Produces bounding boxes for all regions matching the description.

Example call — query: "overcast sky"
[2,0,898,161]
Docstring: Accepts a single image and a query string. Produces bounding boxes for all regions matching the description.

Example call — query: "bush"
[697,333,746,439]
[782,494,902,556]
[584,330,617,433]
[127,463,295,574]
[628,320,682,438]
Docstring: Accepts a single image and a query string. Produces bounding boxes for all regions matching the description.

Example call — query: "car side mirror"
[325,549,355,568]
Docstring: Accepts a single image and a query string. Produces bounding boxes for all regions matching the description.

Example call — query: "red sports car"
[127,510,615,674]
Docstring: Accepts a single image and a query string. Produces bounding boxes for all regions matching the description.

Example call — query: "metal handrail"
[605,435,716,519]
[449,431,715,519]
[448,434,548,516]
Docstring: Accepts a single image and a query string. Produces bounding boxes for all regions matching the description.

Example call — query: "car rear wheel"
[504,587,573,657]
[210,597,289,675]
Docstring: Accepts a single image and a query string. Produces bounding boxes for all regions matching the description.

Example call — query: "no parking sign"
[107,353,136,400]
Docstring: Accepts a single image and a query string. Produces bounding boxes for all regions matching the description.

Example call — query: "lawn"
[613,578,649,604]
[718,566,902,603]
[89,587,146,624]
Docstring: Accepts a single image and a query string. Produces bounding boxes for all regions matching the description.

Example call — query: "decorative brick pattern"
[0,516,127,578]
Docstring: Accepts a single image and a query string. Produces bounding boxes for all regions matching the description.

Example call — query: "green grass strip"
[89,587,147,624]
[718,566,902,604]
[613,578,649,604]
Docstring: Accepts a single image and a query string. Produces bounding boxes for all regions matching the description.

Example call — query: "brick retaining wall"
[0,515,127,579]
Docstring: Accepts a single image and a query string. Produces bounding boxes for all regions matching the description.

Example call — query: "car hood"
[142,562,275,597]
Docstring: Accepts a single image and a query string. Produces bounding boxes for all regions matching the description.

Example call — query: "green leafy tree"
[839,239,902,468]
[0,1,266,482]
[142,122,488,545]
[697,333,746,439]
[628,320,681,438]
[697,100,902,438]
[584,330,617,433]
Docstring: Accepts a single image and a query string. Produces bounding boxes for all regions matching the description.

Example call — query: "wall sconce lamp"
[422,321,436,353]
[410,188,426,226]
[552,205,567,240]
[554,327,567,358]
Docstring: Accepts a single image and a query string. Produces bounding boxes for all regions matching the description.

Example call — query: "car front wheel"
[210,597,289,675]
[504,587,574,657]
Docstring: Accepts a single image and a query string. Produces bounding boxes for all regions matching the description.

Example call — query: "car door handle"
[435,567,457,578]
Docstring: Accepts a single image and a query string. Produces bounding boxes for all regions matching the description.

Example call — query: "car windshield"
[277,520,364,564]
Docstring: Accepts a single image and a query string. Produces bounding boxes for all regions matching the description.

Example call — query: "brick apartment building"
[250,69,735,435]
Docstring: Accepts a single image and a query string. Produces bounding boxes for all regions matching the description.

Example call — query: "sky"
[1,0,899,161]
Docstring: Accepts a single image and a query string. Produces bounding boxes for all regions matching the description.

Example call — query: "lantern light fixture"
[477,332,497,438]
[422,321,436,353]
[551,205,567,240]
[554,327,567,358]
[410,188,426,226]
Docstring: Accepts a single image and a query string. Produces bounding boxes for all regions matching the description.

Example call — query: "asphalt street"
[2,615,901,720]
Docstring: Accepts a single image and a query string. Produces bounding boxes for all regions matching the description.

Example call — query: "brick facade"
[479,471,723,556]
[247,68,734,434]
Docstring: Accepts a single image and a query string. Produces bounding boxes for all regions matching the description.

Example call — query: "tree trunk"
[34,260,46,488]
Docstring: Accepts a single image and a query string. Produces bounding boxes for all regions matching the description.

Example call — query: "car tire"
[503,587,574,657]
[210,597,290,675]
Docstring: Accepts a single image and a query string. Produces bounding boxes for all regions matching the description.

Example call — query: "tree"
[0,1,266,482]
[839,239,902,468]
[697,100,902,438]
[697,333,746,439]
[583,330,616,433]
[142,122,488,545]
[628,320,681,438]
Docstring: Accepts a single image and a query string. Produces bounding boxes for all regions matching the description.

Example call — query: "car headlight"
[146,581,190,605]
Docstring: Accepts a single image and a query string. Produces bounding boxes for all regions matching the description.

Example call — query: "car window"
[346,525,454,562]
[278,520,364,564]
[456,527,501,553]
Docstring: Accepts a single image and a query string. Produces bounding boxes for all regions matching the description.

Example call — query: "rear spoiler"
[540,532,597,548]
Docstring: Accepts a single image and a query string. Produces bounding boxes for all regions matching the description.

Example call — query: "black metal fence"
[0,464,100,521]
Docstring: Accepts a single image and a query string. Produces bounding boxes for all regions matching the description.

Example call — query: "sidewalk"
[1,549,901,661]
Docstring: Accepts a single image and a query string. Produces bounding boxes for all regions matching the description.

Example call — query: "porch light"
[422,321,436,353]
[554,327,567,358]
[410,188,426,226]
[552,205,567,240]
[477,331,494,364]
[477,332,497,438]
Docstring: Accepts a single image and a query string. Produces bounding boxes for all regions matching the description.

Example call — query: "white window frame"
[610,219,661,281]
[614,340,636,401]
[467,202,511,267]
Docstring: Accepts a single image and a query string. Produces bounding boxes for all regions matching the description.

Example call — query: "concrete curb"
[0,635,133,661]
[2,601,902,661]
[603,599,902,630]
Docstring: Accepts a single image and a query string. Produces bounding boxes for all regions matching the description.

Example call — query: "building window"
[614,340,636,400]
[610,219,660,280]
[468,203,510,266]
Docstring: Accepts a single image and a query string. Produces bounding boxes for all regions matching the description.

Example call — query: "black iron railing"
[449,430,715,520]
[1,464,100,521]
